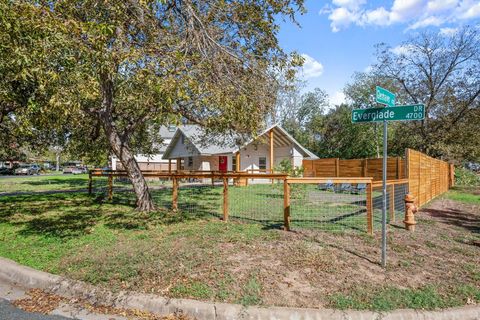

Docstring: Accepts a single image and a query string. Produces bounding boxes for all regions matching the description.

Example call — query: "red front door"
[219,156,228,172]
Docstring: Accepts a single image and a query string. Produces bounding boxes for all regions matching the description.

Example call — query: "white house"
[162,124,318,172]
[111,125,178,171]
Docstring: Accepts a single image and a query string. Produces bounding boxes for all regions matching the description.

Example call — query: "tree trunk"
[55,152,60,171]
[99,75,155,212]
[106,126,155,212]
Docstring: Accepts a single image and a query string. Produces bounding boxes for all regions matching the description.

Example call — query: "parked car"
[63,166,88,174]
[14,164,41,175]
[0,167,14,175]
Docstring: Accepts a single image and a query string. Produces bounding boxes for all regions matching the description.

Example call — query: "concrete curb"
[0,257,479,320]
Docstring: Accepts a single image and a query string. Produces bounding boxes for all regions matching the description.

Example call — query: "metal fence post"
[381,119,388,267]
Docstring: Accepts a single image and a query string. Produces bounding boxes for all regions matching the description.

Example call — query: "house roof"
[155,125,180,152]
[162,124,318,159]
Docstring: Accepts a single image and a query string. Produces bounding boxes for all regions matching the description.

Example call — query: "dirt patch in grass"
[57,196,479,310]
[1,186,479,311]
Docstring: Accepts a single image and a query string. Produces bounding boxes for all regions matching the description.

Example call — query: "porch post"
[235,152,240,172]
[176,158,181,172]
[168,159,172,173]
[269,129,274,173]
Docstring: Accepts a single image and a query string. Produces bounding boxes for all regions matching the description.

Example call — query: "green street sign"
[376,86,396,107]
[352,104,425,123]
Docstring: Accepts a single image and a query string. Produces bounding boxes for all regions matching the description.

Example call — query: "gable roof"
[162,124,318,159]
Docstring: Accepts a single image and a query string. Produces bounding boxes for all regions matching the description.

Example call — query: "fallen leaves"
[13,289,193,320]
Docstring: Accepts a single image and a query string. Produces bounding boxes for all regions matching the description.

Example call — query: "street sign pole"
[376,86,395,269]
[382,119,387,268]
[351,87,424,268]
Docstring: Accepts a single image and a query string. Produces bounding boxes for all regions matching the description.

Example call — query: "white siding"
[292,146,304,168]
[239,143,270,171]
[168,135,199,158]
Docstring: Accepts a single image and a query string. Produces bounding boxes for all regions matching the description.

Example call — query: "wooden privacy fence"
[303,148,454,207]
[303,157,406,181]
[406,149,454,207]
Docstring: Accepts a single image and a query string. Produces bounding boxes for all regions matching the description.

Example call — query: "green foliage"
[0,0,306,209]
[328,285,480,311]
[278,27,479,162]
[454,167,480,186]
[171,281,213,300]
[444,187,480,205]
[238,274,262,306]
[372,27,480,162]
[274,158,303,177]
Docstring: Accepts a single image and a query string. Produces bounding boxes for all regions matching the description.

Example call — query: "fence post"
[389,184,395,223]
[449,164,455,188]
[108,174,113,201]
[335,158,340,177]
[172,176,178,211]
[88,172,92,195]
[366,182,373,235]
[223,177,229,221]
[283,179,290,231]
[396,157,401,179]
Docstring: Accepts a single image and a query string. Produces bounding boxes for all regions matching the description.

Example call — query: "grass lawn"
[0,175,479,311]
[442,186,480,205]
[0,173,92,193]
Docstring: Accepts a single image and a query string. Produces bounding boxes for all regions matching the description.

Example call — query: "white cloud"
[427,0,458,13]
[389,0,425,23]
[329,7,359,32]
[300,54,324,79]
[330,91,346,106]
[390,44,416,56]
[439,27,459,36]
[456,0,480,19]
[332,0,366,10]
[363,7,390,26]
[321,0,480,32]
[407,16,443,29]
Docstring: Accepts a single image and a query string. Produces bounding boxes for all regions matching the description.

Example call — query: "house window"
[231,156,236,171]
[188,157,193,167]
[168,125,176,132]
[259,157,267,170]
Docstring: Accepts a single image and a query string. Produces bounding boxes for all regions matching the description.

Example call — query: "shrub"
[455,167,480,186]
[275,159,304,177]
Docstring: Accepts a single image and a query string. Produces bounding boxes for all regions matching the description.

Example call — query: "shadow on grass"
[422,207,479,234]
[0,188,223,238]
[20,176,88,188]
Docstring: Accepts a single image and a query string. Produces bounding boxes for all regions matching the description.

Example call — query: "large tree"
[372,26,480,161]
[1,0,304,210]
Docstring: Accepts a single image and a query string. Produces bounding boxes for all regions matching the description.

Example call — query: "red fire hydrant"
[404,194,418,231]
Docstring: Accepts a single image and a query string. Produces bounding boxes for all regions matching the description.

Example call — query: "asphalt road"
[0,299,72,320]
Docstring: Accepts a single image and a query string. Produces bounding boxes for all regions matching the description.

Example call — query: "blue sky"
[277,0,480,105]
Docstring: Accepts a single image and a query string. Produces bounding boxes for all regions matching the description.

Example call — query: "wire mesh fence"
[372,182,409,226]
[89,171,411,236]
[288,182,369,233]
[228,179,284,228]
